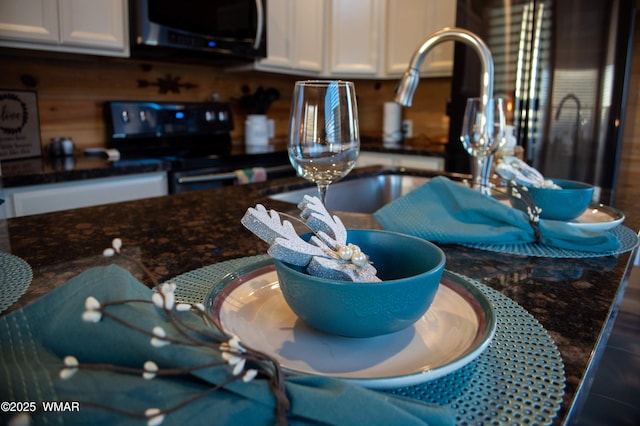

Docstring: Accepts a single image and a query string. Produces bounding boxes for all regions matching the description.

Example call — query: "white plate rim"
[498,195,625,231]
[566,203,625,231]
[205,261,497,389]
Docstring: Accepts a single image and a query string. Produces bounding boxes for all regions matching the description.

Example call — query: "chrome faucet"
[395,27,496,193]
[395,27,494,106]
[555,93,581,121]
[555,93,582,178]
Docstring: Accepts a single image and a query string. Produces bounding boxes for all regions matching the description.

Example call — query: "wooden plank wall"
[0,49,450,153]
[616,11,640,200]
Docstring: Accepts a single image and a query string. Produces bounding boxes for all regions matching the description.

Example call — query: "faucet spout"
[395,27,494,107]
[555,93,581,120]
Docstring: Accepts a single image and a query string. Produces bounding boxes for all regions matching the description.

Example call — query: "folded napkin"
[0,265,453,426]
[374,176,620,253]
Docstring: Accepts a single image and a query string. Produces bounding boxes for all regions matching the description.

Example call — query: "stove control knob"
[218,111,228,121]
[205,110,216,122]
[121,110,130,123]
[139,110,147,123]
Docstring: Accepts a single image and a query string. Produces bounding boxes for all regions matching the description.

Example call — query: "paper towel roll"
[245,114,275,147]
[383,102,402,145]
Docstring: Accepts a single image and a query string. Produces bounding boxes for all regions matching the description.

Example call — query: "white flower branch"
[58,238,290,426]
[508,181,542,242]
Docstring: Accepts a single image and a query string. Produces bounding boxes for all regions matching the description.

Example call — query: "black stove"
[104,101,293,193]
[105,101,233,159]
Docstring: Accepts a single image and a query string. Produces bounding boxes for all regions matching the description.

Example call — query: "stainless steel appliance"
[129,0,266,61]
[104,101,293,193]
[447,0,635,204]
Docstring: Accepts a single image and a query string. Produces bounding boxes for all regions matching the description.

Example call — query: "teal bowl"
[274,229,446,338]
[509,178,594,221]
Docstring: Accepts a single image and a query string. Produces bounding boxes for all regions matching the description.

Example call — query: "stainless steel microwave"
[130,0,266,60]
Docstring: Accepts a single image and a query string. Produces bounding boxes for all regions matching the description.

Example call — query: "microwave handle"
[253,0,265,50]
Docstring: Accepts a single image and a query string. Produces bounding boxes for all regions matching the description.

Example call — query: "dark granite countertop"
[1,155,171,188]
[1,165,638,424]
[1,139,443,189]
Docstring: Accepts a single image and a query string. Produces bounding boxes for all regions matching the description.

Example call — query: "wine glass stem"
[471,154,494,194]
[317,184,328,205]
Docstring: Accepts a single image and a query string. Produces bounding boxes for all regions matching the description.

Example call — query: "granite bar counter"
[1,136,443,189]
[1,166,638,424]
[1,155,171,188]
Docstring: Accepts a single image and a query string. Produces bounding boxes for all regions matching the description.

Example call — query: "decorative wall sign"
[137,73,198,94]
[0,91,42,160]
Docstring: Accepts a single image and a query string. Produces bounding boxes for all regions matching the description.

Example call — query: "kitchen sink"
[267,174,430,213]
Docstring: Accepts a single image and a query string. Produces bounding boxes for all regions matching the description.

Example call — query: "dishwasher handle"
[177,165,293,184]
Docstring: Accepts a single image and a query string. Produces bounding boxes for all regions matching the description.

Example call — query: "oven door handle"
[176,165,292,184]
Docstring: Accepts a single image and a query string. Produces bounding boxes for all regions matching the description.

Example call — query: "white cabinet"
[0,2,58,44]
[0,0,129,57]
[385,0,456,77]
[357,151,444,171]
[254,0,454,79]
[1,172,168,218]
[328,0,382,77]
[255,0,325,74]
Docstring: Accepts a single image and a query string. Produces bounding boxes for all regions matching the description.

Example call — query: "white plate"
[567,203,625,231]
[498,196,625,232]
[207,263,496,389]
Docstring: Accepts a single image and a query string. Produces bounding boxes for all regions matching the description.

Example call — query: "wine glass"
[288,80,360,205]
[460,97,506,193]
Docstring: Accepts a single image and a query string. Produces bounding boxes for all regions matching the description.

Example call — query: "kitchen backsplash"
[0,49,450,154]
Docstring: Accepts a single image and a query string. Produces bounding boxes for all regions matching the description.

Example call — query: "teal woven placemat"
[170,256,565,425]
[462,224,638,258]
[0,253,33,314]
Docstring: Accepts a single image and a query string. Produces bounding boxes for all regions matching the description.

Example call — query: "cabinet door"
[258,0,324,73]
[3,173,168,218]
[397,154,444,171]
[259,0,291,68]
[357,151,444,171]
[329,0,382,76]
[356,152,398,168]
[291,0,324,72]
[59,0,127,52]
[385,0,455,77]
[0,0,58,43]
